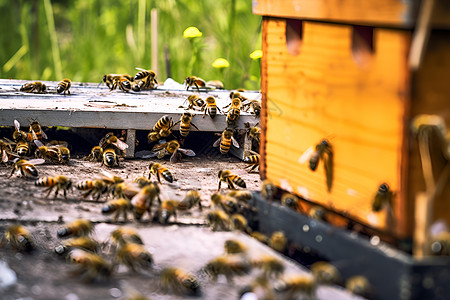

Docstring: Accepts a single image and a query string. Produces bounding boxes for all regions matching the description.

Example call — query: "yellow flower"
[250,50,263,60]
[183,26,203,39]
[212,58,230,69]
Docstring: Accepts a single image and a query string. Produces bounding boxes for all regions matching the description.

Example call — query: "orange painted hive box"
[254,0,450,241]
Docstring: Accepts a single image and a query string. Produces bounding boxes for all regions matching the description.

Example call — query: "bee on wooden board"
[245,122,261,145]
[204,254,251,283]
[275,275,317,299]
[177,190,202,211]
[231,213,251,233]
[85,146,103,162]
[180,95,205,111]
[57,219,94,238]
[206,210,231,231]
[158,200,179,224]
[224,97,242,126]
[101,74,132,89]
[102,198,131,223]
[131,183,161,221]
[202,96,222,119]
[35,175,72,200]
[67,248,112,282]
[57,78,71,95]
[54,236,99,255]
[261,179,278,202]
[13,119,32,143]
[110,226,144,248]
[228,91,248,103]
[213,128,240,155]
[110,182,141,200]
[115,242,153,273]
[242,99,261,117]
[147,115,177,142]
[184,76,206,92]
[243,151,260,173]
[99,132,129,152]
[178,111,199,137]
[211,193,240,215]
[239,275,276,300]
[217,170,246,191]
[310,261,342,285]
[20,81,46,93]
[0,224,34,252]
[160,267,201,296]
[34,140,62,164]
[76,179,108,201]
[269,231,287,253]
[9,158,45,179]
[227,190,253,202]
[29,120,48,142]
[224,239,247,255]
[281,192,302,212]
[150,139,196,163]
[251,255,285,279]
[134,67,158,90]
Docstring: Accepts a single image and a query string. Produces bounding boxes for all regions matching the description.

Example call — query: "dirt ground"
[0,154,362,300]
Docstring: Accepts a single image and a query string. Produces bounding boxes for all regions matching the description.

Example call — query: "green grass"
[0,0,261,90]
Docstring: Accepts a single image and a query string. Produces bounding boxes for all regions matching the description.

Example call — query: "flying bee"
[184,76,206,92]
[243,151,260,173]
[85,146,103,162]
[148,162,174,183]
[206,210,231,231]
[177,190,202,211]
[76,179,108,201]
[57,219,94,238]
[158,200,178,224]
[372,183,394,212]
[213,128,240,155]
[35,175,72,200]
[242,99,261,117]
[224,239,247,255]
[67,249,112,282]
[310,261,342,285]
[115,242,153,273]
[178,111,199,137]
[150,139,196,163]
[261,179,278,202]
[101,74,132,89]
[54,236,99,255]
[224,98,242,126]
[102,198,131,223]
[29,120,48,141]
[34,141,62,164]
[131,183,161,221]
[20,81,46,93]
[134,68,158,90]
[281,192,302,212]
[102,148,120,167]
[304,139,334,193]
[204,255,251,283]
[0,224,34,252]
[345,276,372,298]
[252,255,285,279]
[275,275,317,299]
[218,170,246,191]
[9,158,45,179]
[269,231,287,253]
[57,78,71,95]
[160,267,200,296]
[231,213,251,233]
[201,96,222,119]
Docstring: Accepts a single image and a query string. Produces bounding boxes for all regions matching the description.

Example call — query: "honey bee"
[20,81,46,93]
[177,190,202,211]
[85,146,103,162]
[224,98,242,126]
[35,175,73,200]
[281,192,302,212]
[115,242,153,272]
[182,95,205,110]
[160,267,200,296]
[372,183,394,212]
[29,120,48,141]
[178,111,199,137]
[224,239,247,254]
[15,140,30,157]
[218,170,246,191]
[148,162,174,183]
[110,227,144,247]
[310,261,342,285]
[133,176,153,188]
[247,124,261,145]
[102,148,120,167]
[239,276,276,300]
[150,139,196,163]
[57,219,94,238]
[243,152,260,173]
[131,183,161,221]
[185,76,206,92]
[211,193,239,215]
[227,190,253,202]
[0,224,34,252]
[345,275,372,298]
[269,231,287,253]
[34,141,62,164]
[57,78,71,95]
[231,214,251,233]
[67,249,112,282]
[158,200,178,224]
[99,132,129,152]
[134,68,158,90]
[242,99,261,117]
[59,145,71,163]
[0,139,13,163]
[110,182,141,200]
[213,128,240,155]
[229,91,248,102]
[102,74,132,89]
[251,255,285,279]
[204,255,251,283]
[275,275,316,299]
[76,179,108,201]
[201,96,221,119]
[308,206,327,221]
[102,198,131,223]
[307,139,333,192]
[206,80,224,89]
[13,119,32,144]
[9,158,45,179]
[148,115,176,142]
[250,231,269,244]
[54,236,99,255]
[261,179,277,202]
[206,210,231,231]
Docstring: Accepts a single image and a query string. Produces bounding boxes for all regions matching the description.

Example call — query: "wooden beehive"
[254,0,450,242]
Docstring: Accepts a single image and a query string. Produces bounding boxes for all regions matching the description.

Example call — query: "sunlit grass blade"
[3,45,28,73]
[43,0,62,79]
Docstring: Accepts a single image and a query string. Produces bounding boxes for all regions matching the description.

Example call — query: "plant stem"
[43,0,62,79]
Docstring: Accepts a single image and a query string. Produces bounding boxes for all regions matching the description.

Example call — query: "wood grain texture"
[253,0,418,28]
[261,18,411,236]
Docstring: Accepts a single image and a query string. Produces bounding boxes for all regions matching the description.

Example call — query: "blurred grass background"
[0,0,262,90]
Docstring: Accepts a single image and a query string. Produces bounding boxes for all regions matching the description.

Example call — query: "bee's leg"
[195,83,200,93]
[54,186,60,199]
[45,187,54,198]
[123,209,128,223]
[156,173,161,184]
[217,180,221,191]
[198,201,203,212]
[82,190,93,199]
[63,188,68,200]
[95,191,102,202]
[113,211,119,223]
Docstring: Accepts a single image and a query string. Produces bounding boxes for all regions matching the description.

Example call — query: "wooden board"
[261,18,411,237]
[253,0,419,28]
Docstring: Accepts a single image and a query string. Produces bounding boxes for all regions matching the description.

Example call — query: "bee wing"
[99,137,107,148]
[177,148,196,157]
[34,140,45,147]
[231,137,240,148]
[99,170,116,181]
[113,138,129,150]
[3,137,16,146]
[323,151,333,193]
[170,151,182,163]
[2,150,8,163]
[41,130,48,140]
[31,130,38,141]
[14,120,21,131]
[298,146,315,164]
[27,158,46,165]
[135,67,148,72]
[213,137,222,148]
[143,151,159,159]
